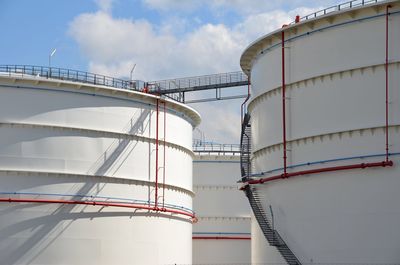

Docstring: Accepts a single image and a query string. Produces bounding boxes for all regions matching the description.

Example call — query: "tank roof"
[240,0,396,75]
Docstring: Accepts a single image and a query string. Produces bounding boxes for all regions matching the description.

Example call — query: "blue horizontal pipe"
[193,160,240,163]
[0,191,194,213]
[250,152,400,178]
[193,232,251,235]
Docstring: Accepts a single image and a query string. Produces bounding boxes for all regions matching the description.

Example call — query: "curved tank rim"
[240,0,396,76]
[0,74,201,127]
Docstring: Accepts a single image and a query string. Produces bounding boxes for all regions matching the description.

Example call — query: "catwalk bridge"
[0,65,249,104]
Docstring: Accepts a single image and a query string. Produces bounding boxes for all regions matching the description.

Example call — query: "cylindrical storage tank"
[0,69,200,265]
[240,0,400,264]
[192,145,251,265]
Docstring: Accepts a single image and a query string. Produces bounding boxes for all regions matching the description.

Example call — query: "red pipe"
[192,236,251,240]
[162,100,166,209]
[0,198,196,220]
[281,29,288,175]
[155,98,159,209]
[385,5,392,162]
[243,160,393,186]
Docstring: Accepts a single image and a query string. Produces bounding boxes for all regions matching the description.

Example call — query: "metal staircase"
[244,186,302,265]
[240,113,302,265]
[240,113,252,179]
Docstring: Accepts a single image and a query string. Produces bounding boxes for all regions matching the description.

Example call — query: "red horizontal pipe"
[192,236,251,240]
[244,160,393,186]
[0,198,196,221]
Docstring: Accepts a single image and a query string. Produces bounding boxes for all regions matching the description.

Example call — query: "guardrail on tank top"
[0,64,146,91]
[289,0,386,25]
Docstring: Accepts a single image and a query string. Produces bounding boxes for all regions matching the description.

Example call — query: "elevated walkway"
[148,71,249,103]
[0,65,249,104]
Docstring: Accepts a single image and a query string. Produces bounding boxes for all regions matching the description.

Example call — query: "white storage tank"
[240,0,400,264]
[0,66,200,265]
[192,143,251,265]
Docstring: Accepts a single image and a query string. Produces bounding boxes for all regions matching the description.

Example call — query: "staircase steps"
[240,113,302,265]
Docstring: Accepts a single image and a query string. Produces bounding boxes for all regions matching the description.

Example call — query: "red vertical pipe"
[155,98,159,209]
[281,29,287,175]
[162,101,166,209]
[385,5,392,162]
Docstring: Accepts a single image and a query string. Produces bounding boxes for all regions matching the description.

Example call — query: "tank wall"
[250,6,400,99]
[0,77,198,265]
[0,183,192,265]
[247,2,400,264]
[0,83,194,190]
[254,159,400,263]
[0,85,193,150]
[193,218,250,265]
[251,65,400,166]
[193,154,251,265]
[251,213,285,264]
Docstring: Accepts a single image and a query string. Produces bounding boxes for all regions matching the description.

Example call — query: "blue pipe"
[193,232,251,235]
[250,152,400,178]
[0,191,194,213]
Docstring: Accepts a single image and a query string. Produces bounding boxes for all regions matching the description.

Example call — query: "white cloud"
[68,7,305,80]
[141,0,342,15]
[143,0,199,12]
[69,12,247,80]
[69,12,177,80]
[234,6,321,42]
[68,2,329,143]
[210,0,280,15]
[95,0,114,13]
[192,99,242,144]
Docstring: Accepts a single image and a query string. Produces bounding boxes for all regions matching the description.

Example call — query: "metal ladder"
[240,113,302,265]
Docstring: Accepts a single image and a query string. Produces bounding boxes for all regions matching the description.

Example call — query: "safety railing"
[148,71,248,93]
[289,0,385,25]
[0,65,249,103]
[0,64,145,91]
[193,140,240,155]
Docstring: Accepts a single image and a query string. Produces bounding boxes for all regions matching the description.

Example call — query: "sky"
[0,0,343,144]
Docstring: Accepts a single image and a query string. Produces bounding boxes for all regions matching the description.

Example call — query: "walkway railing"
[0,65,145,91]
[289,0,385,25]
[0,65,249,103]
[148,71,248,94]
[193,140,240,155]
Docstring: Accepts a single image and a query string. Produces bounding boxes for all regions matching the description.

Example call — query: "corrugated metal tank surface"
[0,73,200,265]
[240,0,400,264]
[192,150,251,265]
